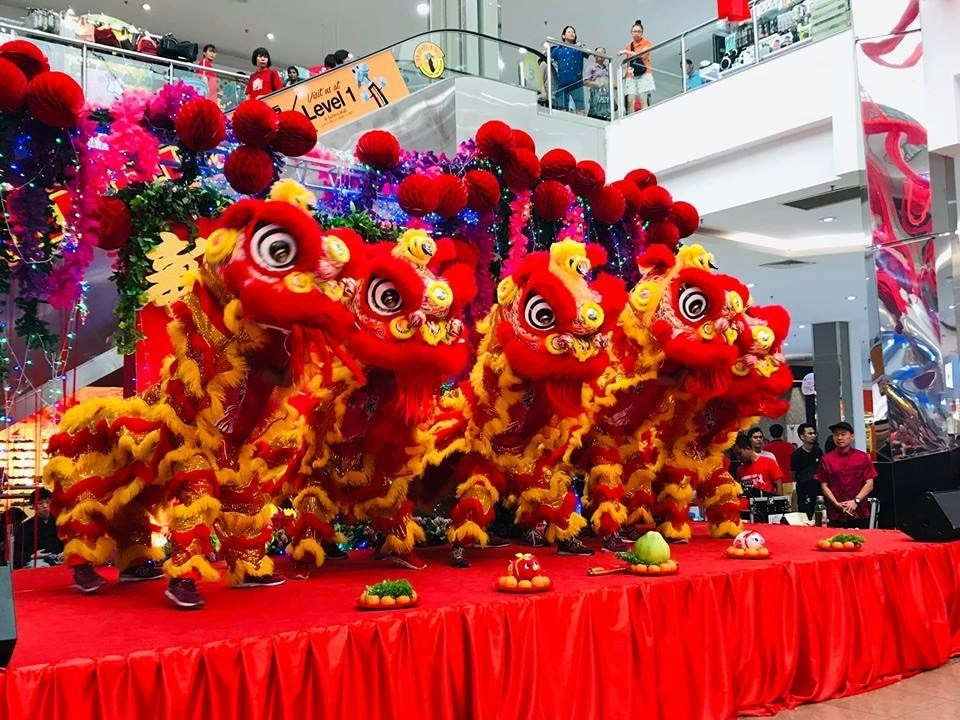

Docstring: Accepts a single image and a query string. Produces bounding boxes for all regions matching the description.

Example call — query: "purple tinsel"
[144,81,200,132]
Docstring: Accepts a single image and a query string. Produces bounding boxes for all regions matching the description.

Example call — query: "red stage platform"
[2,524,960,720]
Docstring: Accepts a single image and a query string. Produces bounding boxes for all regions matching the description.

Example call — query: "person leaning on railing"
[618,19,654,113]
[551,25,588,116]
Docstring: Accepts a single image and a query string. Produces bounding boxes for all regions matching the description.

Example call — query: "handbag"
[136,34,158,55]
[94,27,121,48]
[158,34,199,62]
[629,42,647,76]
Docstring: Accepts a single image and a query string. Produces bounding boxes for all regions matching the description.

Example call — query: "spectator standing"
[585,47,611,120]
[198,43,218,101]
[748,425,777,461]
[618,19,655,113]
[815,421,876,529]
[734,433,784,497]
[285,66,301,87]
[551,25,587,115]
[791,423,823,517]
[334,49,353,66]
[684,58,704,88]
[246,47,283,100]
[765,424,796,491]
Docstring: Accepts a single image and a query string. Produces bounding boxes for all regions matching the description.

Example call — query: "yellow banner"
[264,51,409,135]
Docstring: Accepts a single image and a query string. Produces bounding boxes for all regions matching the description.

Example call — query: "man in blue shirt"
[685,58,704,89]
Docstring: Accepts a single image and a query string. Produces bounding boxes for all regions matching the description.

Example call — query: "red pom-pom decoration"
[224,145,275,195]
[636,185,674,222]
[231,99,278,147]
[397,175,439,217]
[533,180,572,222]
[644,219,681,250]
[94,197,132,251]
[476,120,515,163]
[434,174,469,217]
[540,148,577,181]
[464,169,502,213]
[175,98,226,152]
[668,201,701,238]
[0,58,27,112]
[272,111,317,157]
[625,168,658,189]
[25,71,84,129]
[569,160,606,198]
[611,179,643,213]
[511,128,536,153]
[0,40,49,80]
[591,185,626,225]
[502,148,541,192]
[355,130,401,170]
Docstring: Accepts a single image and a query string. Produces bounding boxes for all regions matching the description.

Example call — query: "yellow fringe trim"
[590,500,628,534]
[702,482,742,509]
[288,537,326,568]
[227,556,275,586]
[116,543,165,571]
[455,474,500,506]
[63,536,115,566]
[447,520,488,546]
[709,519,743,539]
[380,519,426,555]
[55,478,146,527]
[655,481,695,506]
[164,554,220,582]
[169,494,221,528]
[626,506,654,526]
[545,512,587,544]
[218,504,274,534]
[657,520,691,543]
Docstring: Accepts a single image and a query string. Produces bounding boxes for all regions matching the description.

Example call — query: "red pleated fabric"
[3,526,960,720]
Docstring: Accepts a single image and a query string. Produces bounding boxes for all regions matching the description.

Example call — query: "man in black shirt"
[791,423,824,518]
[13,488,63,568]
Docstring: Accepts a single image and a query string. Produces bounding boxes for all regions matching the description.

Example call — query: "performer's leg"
[164,464,220,610]
[218,477,284,588]
[368,497,427,570]
[286,480,341,577]
[515,468,592,556]
[698,466,744,538]
[652,466,696,543]
[582,446,629,552]
[109,486,165,582]
[446,454,507,568]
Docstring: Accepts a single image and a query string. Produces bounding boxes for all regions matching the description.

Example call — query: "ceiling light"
[950,305,956,310]
[416,2,430,16]
[266,32,275,41]
[141,2,151,9]
[846,295,856,301]
[518,48,526,55]
[746,283,755,288]
[798,324,806,329]
[783,341,790,347]
[820,216,837,223]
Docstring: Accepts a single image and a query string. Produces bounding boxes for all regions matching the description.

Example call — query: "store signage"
[413,41,445,79]
[264,50,409,135]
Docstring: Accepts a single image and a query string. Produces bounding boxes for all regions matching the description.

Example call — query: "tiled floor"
[753,658,960,719]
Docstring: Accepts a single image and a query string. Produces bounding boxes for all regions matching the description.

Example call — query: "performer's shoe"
[619,525,642,541]
[165,578,205,610]
[384,552,427,570]
[236,574,286,588]
[600,533,629,553]
[322,543,348,560]
[72,563,107,594]
[449,545,470,568]
[291,562,314,580]
[118,561,165,583]
[556,537,595,556]
[479,533,510,548]
[522,529,547,548]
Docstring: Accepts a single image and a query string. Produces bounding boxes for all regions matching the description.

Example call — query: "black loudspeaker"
[899,490,960,542]
[0,563,16,667]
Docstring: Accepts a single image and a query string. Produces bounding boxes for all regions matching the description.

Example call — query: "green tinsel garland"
[111,181,230,354]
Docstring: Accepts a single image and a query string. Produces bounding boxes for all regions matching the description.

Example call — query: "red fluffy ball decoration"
[25,71,84,129]
[434,174,469,217]
[533,180,572,222]
[231,99,278,147]
[175,99,227,152]
[636,185,674,222]
[94,197,132,251]
[569,160,606,198]
[668,201,701,238]
[511,128,536,153]
[272,111,317,157]
[611,179,643,213]
[464,169,502,213]
[502,149,541,192]
[224,145,275,195]
[0,58,27,112]
[476,120,515,164]
[625,168,658,189]
[0,40,49,80]
[644,219,681,250]
[355,129,401,170]
[540,148,577,181]
[591,185,626,225]
[397,175,439,217]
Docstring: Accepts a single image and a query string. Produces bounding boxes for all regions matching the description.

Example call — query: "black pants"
[828,516,871,530]
[797,483,818,519]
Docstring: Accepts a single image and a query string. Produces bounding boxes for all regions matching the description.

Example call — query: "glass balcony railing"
[545,0,853,120]
[0,20,247,110]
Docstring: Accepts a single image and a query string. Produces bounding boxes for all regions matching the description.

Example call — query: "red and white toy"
[725,530,771,558]
[496,552,552,592]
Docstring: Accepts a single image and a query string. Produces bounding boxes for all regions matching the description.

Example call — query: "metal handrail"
[0,19,247,83]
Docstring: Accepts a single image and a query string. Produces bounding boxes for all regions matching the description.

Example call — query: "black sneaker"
[72,564,107,594]
[323,543,348,560]
[165,578,205,610]
[522,529,547,548]
[481,533,510,548]
[620,526,643,542]
[449,545,470,568]
[118,561,165,583]
[236,574,286,588]
[600,533,629,553]
[557,537,595,556]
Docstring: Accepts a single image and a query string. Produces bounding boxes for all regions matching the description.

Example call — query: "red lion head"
[730,303,793,417]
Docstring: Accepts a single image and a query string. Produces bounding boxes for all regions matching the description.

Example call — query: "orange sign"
[264,50,409,135]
